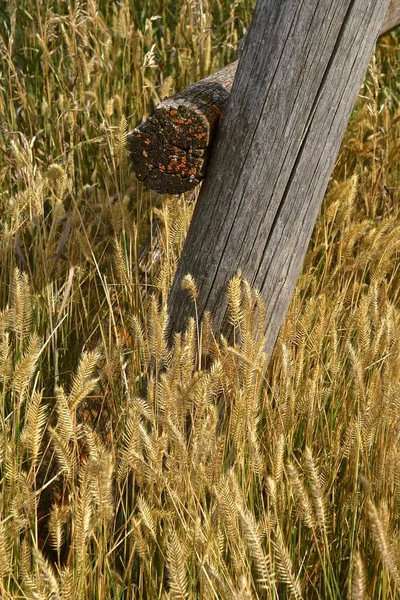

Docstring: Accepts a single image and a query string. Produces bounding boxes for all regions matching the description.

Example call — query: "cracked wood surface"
[129,1,399,195]
[166,0,391,360]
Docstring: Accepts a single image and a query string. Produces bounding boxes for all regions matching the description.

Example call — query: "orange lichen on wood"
[128,63,233,194]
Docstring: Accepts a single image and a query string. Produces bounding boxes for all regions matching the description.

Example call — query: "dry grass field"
[1,1,400,598]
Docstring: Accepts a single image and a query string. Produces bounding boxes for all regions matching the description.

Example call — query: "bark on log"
[166,0,391,360]
[129,1,399,195]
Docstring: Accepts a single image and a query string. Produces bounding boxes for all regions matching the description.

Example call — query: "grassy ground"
[1,1,400,598]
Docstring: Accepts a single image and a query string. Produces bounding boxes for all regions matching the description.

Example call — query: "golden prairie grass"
[1,1,400,598]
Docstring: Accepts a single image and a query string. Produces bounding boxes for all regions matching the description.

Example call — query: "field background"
[1,1,400,598]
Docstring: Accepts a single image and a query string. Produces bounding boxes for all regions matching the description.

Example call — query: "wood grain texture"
[167,0,391,360]
[381,0,400,33]
[129,2,398,195]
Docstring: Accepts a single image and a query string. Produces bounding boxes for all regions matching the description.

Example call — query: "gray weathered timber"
[130,2,398,195]
[381,0,400,33]
[166,0,391,360]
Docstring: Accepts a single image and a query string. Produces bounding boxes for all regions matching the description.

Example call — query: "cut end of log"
[129,79,231,194]
[128,104,207,194]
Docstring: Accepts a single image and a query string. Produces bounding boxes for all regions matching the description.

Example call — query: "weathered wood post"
[163,0,391,360]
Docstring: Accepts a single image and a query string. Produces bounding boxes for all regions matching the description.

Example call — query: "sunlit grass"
[0,1,400,598]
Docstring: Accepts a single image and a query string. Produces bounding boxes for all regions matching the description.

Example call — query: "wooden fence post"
[165,0,391,360]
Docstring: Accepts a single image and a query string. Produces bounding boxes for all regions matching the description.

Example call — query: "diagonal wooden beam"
[165,0,391,358]
[129,1,400,196]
